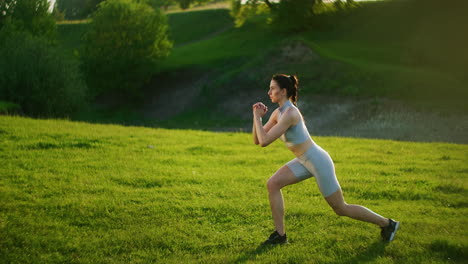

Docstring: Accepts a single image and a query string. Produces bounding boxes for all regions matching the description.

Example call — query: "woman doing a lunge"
[252,74,399,245]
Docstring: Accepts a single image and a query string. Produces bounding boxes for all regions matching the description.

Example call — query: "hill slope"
[55,2,468,143]
[1,115,467,263]
[56,2,468,110]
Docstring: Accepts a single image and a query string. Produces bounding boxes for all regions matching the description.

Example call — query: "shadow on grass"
[234,240,388,263]
[328,241,388,264]
[234,243,279,263]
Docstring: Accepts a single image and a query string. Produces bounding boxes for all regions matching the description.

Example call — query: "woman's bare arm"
[253,108,278,145]
[253,121,259,145]
[254,108,295,147]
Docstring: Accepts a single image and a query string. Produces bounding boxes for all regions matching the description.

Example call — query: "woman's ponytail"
[289,75,299,106]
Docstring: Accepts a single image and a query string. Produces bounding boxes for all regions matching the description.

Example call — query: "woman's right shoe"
[381,218,400,242]
[262,230,288,245]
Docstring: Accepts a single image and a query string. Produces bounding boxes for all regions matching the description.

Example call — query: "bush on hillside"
[0,29,89,118]
[81,0,172,103]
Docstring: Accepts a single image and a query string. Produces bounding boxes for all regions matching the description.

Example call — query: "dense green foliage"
[0,29,89,118]
[1,115,467,263]
[230,0,357,32]
[0,0,56,40]
[269,0,317,32]
[81,0,172,103]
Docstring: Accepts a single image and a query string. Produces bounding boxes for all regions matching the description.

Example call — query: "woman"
[252,74,399,245]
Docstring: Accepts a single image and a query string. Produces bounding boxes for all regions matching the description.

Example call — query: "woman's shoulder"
[280,106,301,123]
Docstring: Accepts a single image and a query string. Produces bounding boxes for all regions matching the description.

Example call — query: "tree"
[230,0,327,32]
[81,0,172,103]
[0,0,56,40]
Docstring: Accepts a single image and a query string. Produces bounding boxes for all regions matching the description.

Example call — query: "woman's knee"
[332,203,349,216]
[266,177,281,192]
[267,166,299,193]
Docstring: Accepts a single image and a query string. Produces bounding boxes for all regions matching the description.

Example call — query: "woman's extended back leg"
[324,188,389,228]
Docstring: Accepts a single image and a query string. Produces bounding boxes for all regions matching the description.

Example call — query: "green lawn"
[1,115,467,263]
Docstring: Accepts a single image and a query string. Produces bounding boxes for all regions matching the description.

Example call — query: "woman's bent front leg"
[267,165,303,236]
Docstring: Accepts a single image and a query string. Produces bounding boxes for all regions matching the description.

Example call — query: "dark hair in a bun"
[272,74,299,106]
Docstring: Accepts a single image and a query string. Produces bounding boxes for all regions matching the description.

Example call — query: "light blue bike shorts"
[286,144,341,197]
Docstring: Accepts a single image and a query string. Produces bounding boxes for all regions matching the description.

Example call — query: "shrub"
[0,0,56,40]
[81,0,172,103]
[0,29,89,118]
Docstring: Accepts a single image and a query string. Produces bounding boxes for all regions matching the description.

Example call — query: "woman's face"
[268,79,286,103]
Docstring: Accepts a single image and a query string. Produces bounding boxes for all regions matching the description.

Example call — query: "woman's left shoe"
[262,230,288,245]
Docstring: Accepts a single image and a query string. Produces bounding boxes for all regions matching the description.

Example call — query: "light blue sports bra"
[278,100,311,147]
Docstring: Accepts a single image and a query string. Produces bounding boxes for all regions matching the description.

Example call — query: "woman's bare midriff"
[287,138,315,157]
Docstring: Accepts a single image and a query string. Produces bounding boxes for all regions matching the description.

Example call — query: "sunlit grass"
[1,115,467,263]
[165,1,230,14]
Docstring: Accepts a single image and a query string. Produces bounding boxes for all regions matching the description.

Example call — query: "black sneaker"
[262,230,288,245]
[381,218,400,242]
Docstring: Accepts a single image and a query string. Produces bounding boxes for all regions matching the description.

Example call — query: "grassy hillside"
[1,115,467,263]
[55,1,468,130]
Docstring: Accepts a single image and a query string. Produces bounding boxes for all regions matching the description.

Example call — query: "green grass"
[167,8,234,46]
[295,0,468,105]
[1,115,467,263]
[156,15,279,71]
